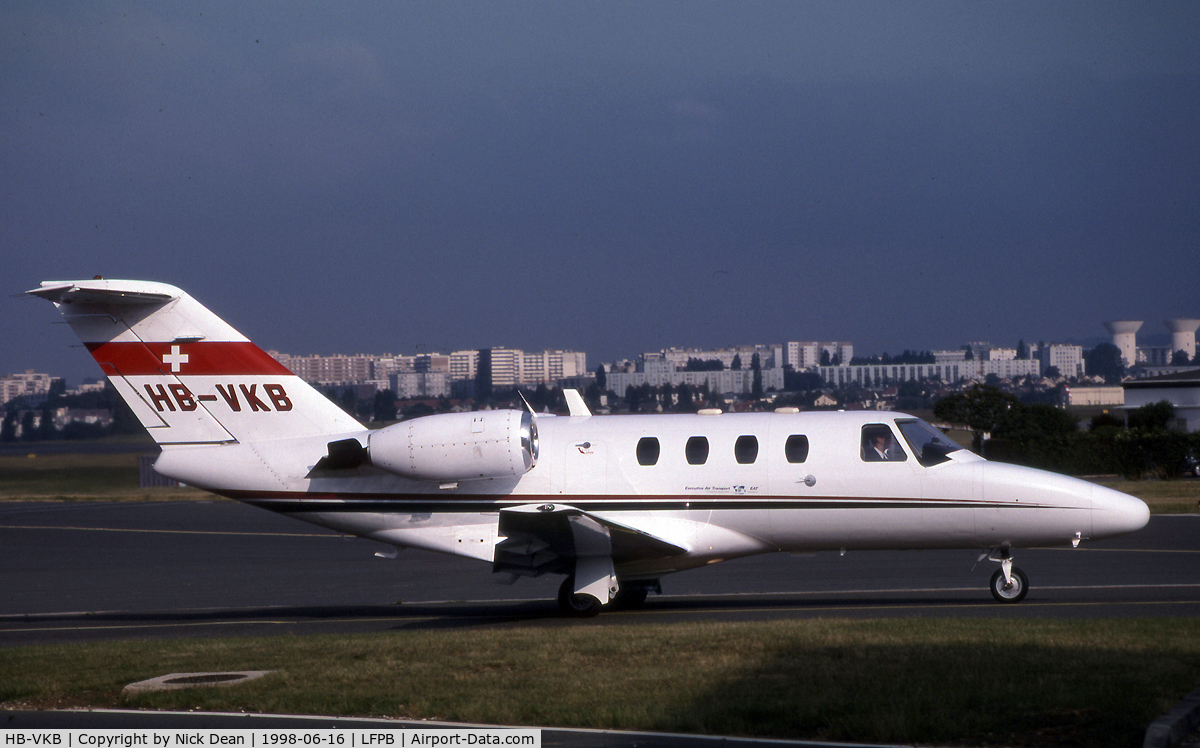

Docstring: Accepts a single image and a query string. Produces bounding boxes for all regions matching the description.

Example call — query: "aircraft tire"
[989,567,1029,603]
[558,576,603,617]
[611,586,650,609]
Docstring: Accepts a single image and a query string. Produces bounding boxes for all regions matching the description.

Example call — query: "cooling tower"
[1103,320,1142,368]
[1164,318,1200,362]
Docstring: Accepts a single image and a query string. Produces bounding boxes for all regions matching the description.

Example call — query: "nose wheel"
[989,566,1028,602]
[985,549,1029,603]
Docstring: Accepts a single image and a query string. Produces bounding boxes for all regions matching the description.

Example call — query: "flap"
[494,503,687,577]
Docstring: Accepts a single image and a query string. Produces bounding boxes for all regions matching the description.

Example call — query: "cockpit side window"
[861,425,907,462]
[896,419,962,467]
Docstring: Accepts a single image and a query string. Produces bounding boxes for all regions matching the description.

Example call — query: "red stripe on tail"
[85,342,293,376]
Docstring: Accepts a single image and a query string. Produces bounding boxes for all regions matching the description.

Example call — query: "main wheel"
[989,567,1029,603]
[611,586,649,610]
[558,576,602,617]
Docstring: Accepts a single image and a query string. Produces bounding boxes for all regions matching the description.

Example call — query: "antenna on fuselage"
[517,390,536,416]
[562,388,592,417]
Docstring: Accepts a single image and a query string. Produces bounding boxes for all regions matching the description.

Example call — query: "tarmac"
[3,501,1199,746]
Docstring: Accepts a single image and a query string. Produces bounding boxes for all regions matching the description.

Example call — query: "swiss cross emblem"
[162,344,189,373]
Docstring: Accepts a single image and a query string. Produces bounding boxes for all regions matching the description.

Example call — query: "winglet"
[563,388,592,417]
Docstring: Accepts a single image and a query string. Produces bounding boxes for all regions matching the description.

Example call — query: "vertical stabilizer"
[28,279,364,445]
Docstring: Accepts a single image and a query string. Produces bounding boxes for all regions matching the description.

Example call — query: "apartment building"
[477,348,587,389]
[785,341,854,369]
[523,350,588,385]
[1040,344,1084,379]
[1,370,53,405]
[605,367,785,397]
[654,345,780,370]
[268,351,383,386]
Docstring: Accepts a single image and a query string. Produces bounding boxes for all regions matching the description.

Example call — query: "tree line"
[7,379,1197,482]
[1,381,142,442]
[934,384,1198,479]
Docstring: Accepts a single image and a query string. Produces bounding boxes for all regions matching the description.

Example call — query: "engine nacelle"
[368,410,538,482]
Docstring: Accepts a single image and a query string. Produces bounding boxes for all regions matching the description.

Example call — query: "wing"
[493,503,687,579]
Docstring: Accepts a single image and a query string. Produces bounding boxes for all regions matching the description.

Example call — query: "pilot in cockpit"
[862,427,900,462]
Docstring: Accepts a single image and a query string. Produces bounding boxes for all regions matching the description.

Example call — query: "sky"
[3,1,1198,385]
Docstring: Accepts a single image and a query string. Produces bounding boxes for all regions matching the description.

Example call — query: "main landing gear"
[985,548,1029,603]
[558,576,602,617]
[557,576,660,617]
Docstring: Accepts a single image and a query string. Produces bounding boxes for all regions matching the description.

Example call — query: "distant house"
[1121,369,1200,432]
[54,408,114,428]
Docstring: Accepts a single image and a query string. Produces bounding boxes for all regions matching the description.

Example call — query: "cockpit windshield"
[896,419,964,467]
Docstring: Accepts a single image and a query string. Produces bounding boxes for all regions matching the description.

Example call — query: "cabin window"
[784,434,809,463]
[861,425,907,462]
[734,435,758,464]
[636,437,660,466]
[685,436,709,465]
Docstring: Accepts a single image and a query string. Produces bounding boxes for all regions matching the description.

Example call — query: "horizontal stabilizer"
[27,280,176,306]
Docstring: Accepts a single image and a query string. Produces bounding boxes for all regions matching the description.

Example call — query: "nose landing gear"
[985,548,1029,603]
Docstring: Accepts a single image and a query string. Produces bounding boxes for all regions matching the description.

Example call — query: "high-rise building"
[785,341,853,368]
[523,350,588,384]
[1,370,54,404]
[1040,344,1084,379]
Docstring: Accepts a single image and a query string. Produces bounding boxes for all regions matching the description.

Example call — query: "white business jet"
[29,279,1150,615]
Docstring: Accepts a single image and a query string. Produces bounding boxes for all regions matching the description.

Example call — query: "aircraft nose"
[1090,483,1150,539]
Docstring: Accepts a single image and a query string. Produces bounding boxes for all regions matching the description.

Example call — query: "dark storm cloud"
[3,2,1198,383]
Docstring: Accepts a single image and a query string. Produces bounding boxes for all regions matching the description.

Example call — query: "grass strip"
[1090,477,1200,514]
[3,618,1200,747]
[0,452,206,501]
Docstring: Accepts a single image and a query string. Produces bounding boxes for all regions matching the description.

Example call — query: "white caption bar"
[2,730,540,748]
